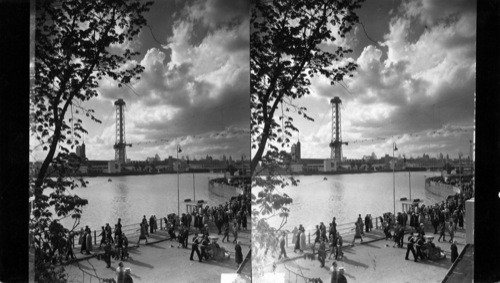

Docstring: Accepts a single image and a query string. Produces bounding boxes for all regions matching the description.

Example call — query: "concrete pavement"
[64,222,251,283]
[255,224,468,283]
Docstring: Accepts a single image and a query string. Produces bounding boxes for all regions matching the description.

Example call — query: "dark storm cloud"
[132,69,249,140]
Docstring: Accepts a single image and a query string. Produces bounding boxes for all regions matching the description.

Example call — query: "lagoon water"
[61,171,444,233]
[267,171,443,232]
[60,173,225,230]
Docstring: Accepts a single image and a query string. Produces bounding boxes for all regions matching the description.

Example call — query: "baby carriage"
[420,236,446,260]
[206,237,230,261]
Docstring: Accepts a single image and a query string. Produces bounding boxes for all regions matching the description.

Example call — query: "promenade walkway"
[256,222,468,282]
[64,219,251,283]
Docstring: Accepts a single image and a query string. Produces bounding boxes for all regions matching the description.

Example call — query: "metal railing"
[283,218,381,248]
[71,217,184,249]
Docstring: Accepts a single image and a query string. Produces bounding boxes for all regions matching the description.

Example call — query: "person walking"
[365,214,370,233]
[330,261,338,283]
[278,232,288,260]
[190,235,202,262]
[438,222,446,242]
[183,225,189,248]
[300,228,306,252]
[116,262,125,283]
[405,234,418,262]
[98,226,106,248]
[318,239,326,268]
[328,233,337,259]
[336,232,343,260]
[232,222,239,243]
[104,242,112,268]
[85,231,93,255]
[200,235,210,261]
[222,222,230,243]
[313,225,321,252]
[79,229,86,254]
[177,225,185,248]
[65,232,76,261]
[451,240,458,263]
[448,220,455,243]
[292,227,298,250]
[137,223,148,245]
[121,233,129,260]
[235,241,243,268]
[294,230,301,252]
[123,268,133,283]
[352,222,363,245]
[337,267,348,283]
[149,215,155,234]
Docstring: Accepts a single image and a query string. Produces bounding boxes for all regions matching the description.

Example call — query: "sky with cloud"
[289,0,476,160]
[31,0,250,162]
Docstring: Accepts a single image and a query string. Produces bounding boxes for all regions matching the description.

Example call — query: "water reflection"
[61,173,224,230]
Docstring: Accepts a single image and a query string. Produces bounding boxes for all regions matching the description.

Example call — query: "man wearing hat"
[123,268,133,283]
[200,234,210,260]
[116,262,125,283]
[330,261,338,283]
[405,233,418,262]
[337,267,347,283]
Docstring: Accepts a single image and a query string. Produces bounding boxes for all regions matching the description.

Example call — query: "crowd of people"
[377,181,473,264]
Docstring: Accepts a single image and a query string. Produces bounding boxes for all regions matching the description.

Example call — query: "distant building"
[291,141,301,162]
[75,143,86,160]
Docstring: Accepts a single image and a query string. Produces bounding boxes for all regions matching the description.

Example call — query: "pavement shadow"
[147,243,166,249]
[340,255,370,269]
[128,258,154,269]
[198,257,240,271]
[342,247,356,254]
[343,272,356,280]
[362,242,381,249]
[130,273,142,280]
[415,258,451,269]
[129,248,142,255]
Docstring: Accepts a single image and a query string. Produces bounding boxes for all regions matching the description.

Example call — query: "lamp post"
[177,144,182,217]
[404,154,411,200]
[393,142,398,216]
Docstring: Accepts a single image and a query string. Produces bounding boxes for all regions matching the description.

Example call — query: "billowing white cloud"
[287,0,475,159]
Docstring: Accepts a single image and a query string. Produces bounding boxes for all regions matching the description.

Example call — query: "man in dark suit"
[190,235,202,262]
[278,233,288,260]
[451,240,458,263]
[235,241,243,268]
[405,234,418,262]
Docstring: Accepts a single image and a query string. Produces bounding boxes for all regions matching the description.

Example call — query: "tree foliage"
[250,0,364,276]
[31,0,152,281]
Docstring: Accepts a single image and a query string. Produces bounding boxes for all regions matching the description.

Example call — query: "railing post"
[94,230,97,245]
[308,232,310,245]
[160,218,163,230]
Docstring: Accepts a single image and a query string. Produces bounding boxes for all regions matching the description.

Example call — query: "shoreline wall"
[425,180,461,199]
[208,182,243,199]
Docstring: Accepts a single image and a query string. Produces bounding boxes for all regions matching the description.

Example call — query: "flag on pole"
[177,144,182,153]
[393,143,398,151]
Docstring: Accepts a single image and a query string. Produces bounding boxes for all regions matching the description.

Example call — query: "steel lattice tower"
[329,97,348,162]
[113,99,131,163]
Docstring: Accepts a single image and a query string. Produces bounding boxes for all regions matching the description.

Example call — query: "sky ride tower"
[113,99,131,163]
[329,97,348,166]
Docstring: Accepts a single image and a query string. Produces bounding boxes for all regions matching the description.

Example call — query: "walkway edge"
[441,244,470,283]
